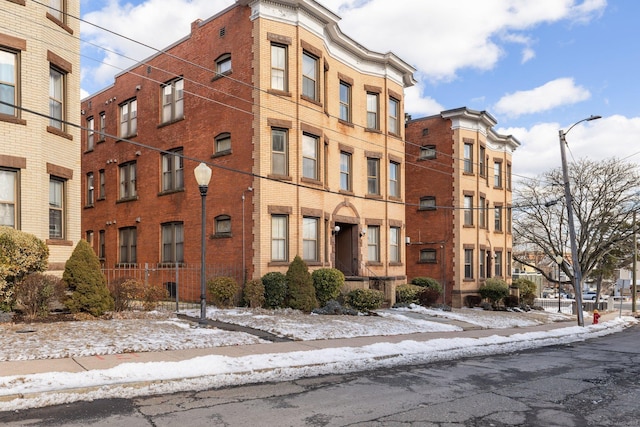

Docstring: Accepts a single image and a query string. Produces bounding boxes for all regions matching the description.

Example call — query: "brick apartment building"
[1,0,82,274]
[405,108,520,308]
[81,0,416,300]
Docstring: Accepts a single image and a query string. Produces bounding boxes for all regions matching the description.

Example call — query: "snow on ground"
[0,306,636,412]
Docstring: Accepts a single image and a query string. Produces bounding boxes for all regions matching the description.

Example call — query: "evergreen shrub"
[285,256,318,312]
[345,288,385,312]
[262,272,287,308]
[243,279,265,308]
[207,276,239,308]
[311,268,345,306]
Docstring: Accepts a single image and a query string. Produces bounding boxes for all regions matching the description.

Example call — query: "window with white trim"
[271,44,287,91]
[119,227,137,264]
[119,162,137,200]
[302,133,318,180]
[119,99,137,137]
[0,169,17,227]
[389,161,400,198]
[271,128,288,176]
[86,172,94,206]
[161,78,184,123]
[366,92,379,130]
[339,81,351,122]
[162,148,184,192]
[49,67,64,130]
[340,151,351,191]
[49,177,64,239]
[367,225,380,262]
[0,48,18,117]
[388,97,399,134]
[271,215,288,261]
[367,158,380,195]
[389,226,400,263]
[302,217,319,261]
[86,117,94,151]
[215,132,231,154]
[302,52,318,100]
[162,222,184,263]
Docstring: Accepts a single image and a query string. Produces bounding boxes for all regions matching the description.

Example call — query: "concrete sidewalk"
[0,310,625,405]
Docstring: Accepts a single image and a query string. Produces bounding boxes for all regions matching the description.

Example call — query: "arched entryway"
[334,222,358,276]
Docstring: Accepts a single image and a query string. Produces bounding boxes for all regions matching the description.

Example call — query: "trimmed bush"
[418,287,441,306]
[0,227,49,311]
[513,278,537,306]
[479,278,509,309]
[262,272,287,308]
[411,277,443,293]
[141,284,169,311]
[243,279,265,308]
[14,273,64,319]
[109,278,144,312]
[345,288,385,312]
[504,295,519,308]
[64,240,114,316]
[464,295,482,308]
[285,256,318,312]
[312,268,345,306]
[396,283,423,304]
[207,276,239,308]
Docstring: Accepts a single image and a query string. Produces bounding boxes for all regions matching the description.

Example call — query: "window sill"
[268,261,290,267]
[46,13,73,34]
[267,89,291,97]
[211,149,232,159]
[47,126,73,140]
[8,0,26,5]
[463,224,475,228]
[365,128,381,134]
[365,262,383,267]
[84,204,94,209]
[46,239,73,246]
[365,194,383,200]
[116,196,139,203]
[301,177,323,187]
[418,207,436,212]
[388,262,403,267]
[212,233,232,239]
[158,116,185,129]
[418,261,438,264]
[389,196,402,202]
[267,174,292,181]
[0,115,26,125]
[300,95,322,107]
[338,189,354,196]
[338,119,354,127]
[158,188,185,197]
[211,69,233,82]
[117,134,137,142]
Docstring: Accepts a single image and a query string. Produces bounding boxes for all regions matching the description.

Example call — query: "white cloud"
[494,78,591,118]
[404,82,444,118]
[505,115,640,179]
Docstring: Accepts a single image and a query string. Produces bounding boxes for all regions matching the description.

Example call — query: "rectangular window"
[271,128,288,176]
[479,196,486,228]
[464,195,473,226]
[420,249,437,263]
[507,206,512,233]
[367,225,380,262]
[49,0,63,21]
[389,161,400,198]
[339,81,351,122]
[302,217,319,261]
[389,226,400,263]
[99,230,105,259]
[216,54,231,75]
[162,149,184,191]
[507,251,512,278]
[0,169,17,227]
[215,133,231,154]
[86,117,94,151]
[479,146,486,177]
[162,222,184,263]
[464,248,474,279]
[0,49,18,117]
[215,215,231,236]
[161,78,184,123]
[495,251,503,277]
[463,143,473,173]
[271,44,287,91]
[86,230,94,248]
[98,169,105,199]
[388,97,399,134]
[366,92,379,130]
[419,196,436,210]
[340,151,351,191]
[302,133,318,180]
[494,161,502,188]
[49,67,64,130]
[120,99,137,138]
[119,162,137,199]
[49,177,64,239]
[302,52,318,100]
[271,215,288,261]
[479,249,486,279]
[506,163,512,190]
[98,112,106,142]
[367,158,380,195]
[119,227,137,264]
[495,206,503,231]
[86,172,94,206]
[419,145,436,160]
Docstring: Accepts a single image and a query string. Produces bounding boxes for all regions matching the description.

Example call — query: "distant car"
[581,291,609,301]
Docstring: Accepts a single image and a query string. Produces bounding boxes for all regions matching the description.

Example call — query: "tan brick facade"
[81,0,415,296]
[405,108,519,308]
[0,0,81,274]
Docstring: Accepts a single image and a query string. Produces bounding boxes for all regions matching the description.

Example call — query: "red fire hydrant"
[593,309,601,325]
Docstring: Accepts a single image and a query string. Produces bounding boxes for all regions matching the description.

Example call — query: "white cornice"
[238,0,416,87]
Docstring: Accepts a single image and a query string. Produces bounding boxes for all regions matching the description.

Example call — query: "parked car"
[581,291,609,301]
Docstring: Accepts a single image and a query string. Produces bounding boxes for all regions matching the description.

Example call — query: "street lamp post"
[558,115,601,326]
[555,255,564,313]
[194,162,212,326]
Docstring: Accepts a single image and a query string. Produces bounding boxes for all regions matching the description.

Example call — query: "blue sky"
[78,0,640,178]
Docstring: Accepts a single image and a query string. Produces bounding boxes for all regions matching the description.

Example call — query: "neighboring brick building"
[81,0,415,300]
[1,0,82,274]
[405,108,519,308]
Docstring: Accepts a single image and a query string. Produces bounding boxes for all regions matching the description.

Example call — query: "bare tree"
[513,158,640,296]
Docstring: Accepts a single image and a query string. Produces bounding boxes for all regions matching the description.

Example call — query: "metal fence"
[534,298,613,315]
[102,263,243,311]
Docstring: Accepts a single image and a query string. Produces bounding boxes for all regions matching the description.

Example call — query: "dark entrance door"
[334,223,357,276]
